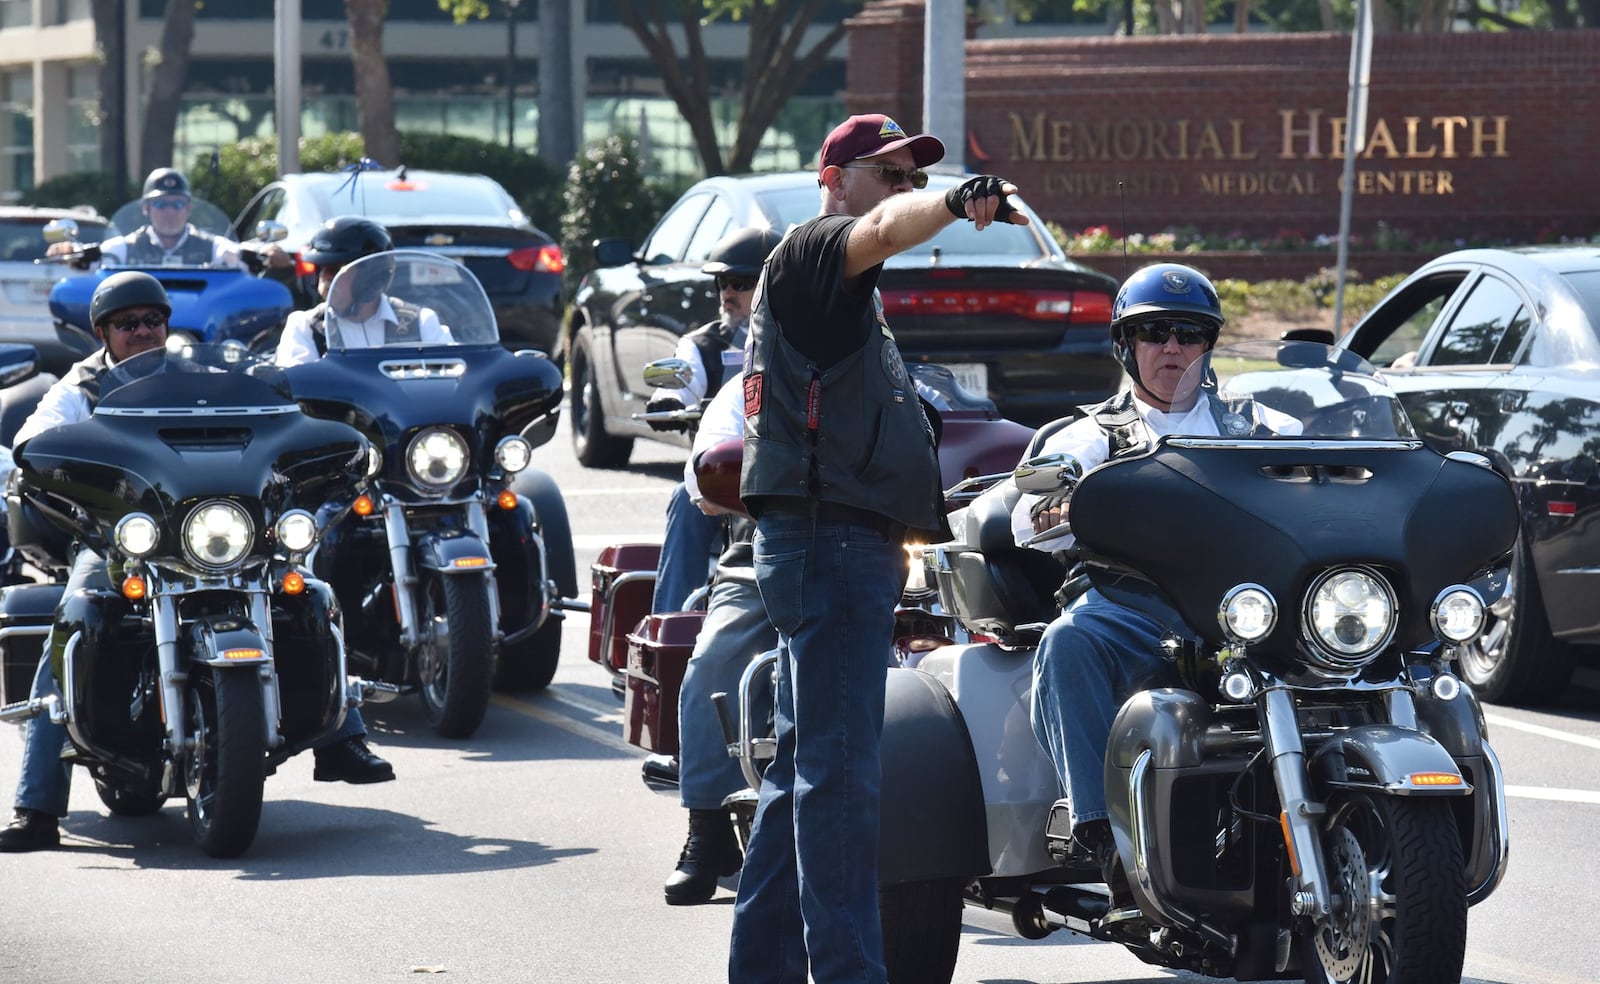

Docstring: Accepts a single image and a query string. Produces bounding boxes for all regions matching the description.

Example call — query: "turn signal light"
[1409,772,1464,786]
[122,576,147,600]
[223,648,263,660]
[353,494,375,517]
[281,571,305,595]
[452,557,489,569]
[497,490,518,510]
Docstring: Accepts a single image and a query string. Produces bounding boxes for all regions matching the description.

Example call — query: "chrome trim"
[251,590,283,750]
[1468,741,1511,906]
[1260,687,1333,917]
[596,570,656,678]
[736,650,780,791]
[96,405,298,417]
[384,502,420,649]
[151,593,185,754]
[1127,750,1239,953]
[378,358,467,380]
[1165,437,1424,451]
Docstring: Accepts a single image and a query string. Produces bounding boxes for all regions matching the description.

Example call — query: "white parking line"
[1485,712,1600,751]
[1503,785,1600,805]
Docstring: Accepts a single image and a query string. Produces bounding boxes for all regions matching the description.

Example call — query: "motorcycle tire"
[569,330,633,469]
[1456,534,1573,706]
[94,778,166,817]
[184,667,267,859]
[494,613,563,693]
[1297,791,1466,984]
[417,571,495,738]
[880,878,963,984]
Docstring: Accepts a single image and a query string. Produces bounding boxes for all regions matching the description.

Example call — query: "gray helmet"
[701,226,783,277]
[142,167,190,200]
[90,271,171,329]
[304,216,393,268]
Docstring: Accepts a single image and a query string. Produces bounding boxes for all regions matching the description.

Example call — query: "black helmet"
[304,216,393,268]
[1109,263,1223,384]
[701,226,783,276]
[90,271,171,329]
[142,167,190,200]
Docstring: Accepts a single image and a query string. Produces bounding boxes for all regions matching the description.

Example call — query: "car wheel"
[1456,535,1574,706]
[569,330,633,468]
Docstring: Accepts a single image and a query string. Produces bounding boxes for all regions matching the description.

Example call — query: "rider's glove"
[944,175,1017,223]
[1028,490,1072,523]
[645,397,687,433]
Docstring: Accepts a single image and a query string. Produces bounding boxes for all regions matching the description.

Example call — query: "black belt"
[759,500,907,543]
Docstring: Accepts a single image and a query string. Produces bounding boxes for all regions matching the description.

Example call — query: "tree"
[139,0,199,175]
[91,0,129,197]
[346,0,402,167]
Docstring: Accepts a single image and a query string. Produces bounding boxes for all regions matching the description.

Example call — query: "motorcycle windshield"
[105,196,237,268]
[321,250,500,350]
[97,342,295,408]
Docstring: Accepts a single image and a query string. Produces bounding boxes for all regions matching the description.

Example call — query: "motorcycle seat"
[943,479,1063,643]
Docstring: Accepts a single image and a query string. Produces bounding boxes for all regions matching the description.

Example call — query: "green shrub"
[19,172,133,217]
[559,133,671,295]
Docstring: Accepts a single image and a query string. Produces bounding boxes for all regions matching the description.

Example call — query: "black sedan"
[1337,245,1600,705]
[231,168,565,357]
[564,171,1121,467]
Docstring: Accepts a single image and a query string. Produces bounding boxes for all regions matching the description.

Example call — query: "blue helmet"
[1109,263,1223,384]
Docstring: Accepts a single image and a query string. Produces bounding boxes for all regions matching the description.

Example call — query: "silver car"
[0,205,105,375]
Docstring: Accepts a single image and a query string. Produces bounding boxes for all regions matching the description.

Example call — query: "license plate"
[939,362,987,397]
[28,279,54,302]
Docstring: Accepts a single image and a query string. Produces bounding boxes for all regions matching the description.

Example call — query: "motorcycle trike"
[0,343,390,858]
[726,339,1519,983]
[283,250,574,739]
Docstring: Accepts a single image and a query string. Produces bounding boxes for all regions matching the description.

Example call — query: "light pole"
[505,0,523,152]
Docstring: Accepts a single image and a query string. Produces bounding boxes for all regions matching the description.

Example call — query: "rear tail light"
[881,286,1113,324]
[294,252,316,278]
[508,244,565,274]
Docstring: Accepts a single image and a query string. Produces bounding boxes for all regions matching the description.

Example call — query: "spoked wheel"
[1299,791,1466,984]
[184,667,266,858]
[1455,536,1573,706]
[416,571,495,738]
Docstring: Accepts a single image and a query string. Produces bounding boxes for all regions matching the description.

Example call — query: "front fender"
[1309,724,1473,796]
[414,528,494,574]
[184,614,271,667]
[878,667,992,886]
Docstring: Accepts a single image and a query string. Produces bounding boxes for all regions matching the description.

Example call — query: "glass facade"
[2,68,32,200]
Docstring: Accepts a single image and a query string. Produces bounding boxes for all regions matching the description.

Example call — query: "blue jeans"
[728,512,907,984]
[678,571,776,811]
[1029,588,1177,829]
[652,482,720,614]
[15,552,366,818]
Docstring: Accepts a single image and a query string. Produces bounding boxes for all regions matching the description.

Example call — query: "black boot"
[0,808,60,853]
[1074,819,1134,912]
[313,736,395,784]
[664,808,743,905]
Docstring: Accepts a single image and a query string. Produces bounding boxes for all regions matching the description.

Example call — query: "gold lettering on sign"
[1278,111,1509,160]
[1336,170,1456,194]
[1010,112,1260,162]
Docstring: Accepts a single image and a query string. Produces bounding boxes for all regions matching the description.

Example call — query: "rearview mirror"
[42,219,78,245]
[642,357,695,391]
[1013,452,1083,494]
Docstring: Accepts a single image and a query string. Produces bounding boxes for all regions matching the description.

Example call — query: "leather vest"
[740,289,942,534]
[1083,385,1264,460]
[685,318,744,398]
[61,350,115,410]
[121,227,217,266]
[310,298,422,356]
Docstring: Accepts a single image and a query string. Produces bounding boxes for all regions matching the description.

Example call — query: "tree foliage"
[559,133,672,293]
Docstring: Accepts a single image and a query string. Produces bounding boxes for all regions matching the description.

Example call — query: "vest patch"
[743,372,764,417]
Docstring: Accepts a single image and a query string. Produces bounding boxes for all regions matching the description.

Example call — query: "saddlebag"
[0,583,61,705]
[623,611,705,755]
[588,543,660,673]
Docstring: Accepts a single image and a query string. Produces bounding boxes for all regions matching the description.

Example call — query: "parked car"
[564,171,1121,467]
[1335,245,1600,706]
[230,168,564,357]
[0,206,105,375]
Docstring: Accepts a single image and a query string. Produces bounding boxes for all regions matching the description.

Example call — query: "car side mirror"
[642,357,695,391]
[593,238,635,269]
[1013,452,1083,494]
[253,219,289,244]
[1280,327,1335,346]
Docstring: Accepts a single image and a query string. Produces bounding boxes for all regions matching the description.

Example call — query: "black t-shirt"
[763,213,883,370]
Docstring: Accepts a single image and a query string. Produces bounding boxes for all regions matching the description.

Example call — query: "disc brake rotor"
[1314,825,1372,982]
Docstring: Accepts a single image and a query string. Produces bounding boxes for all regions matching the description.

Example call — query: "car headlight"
[183,499,254,570]
[1303,567,1396,671]
[114,514,160,558]
[1219,584,1276,644]
[406,427,469,489]
[494,435,532,474]
[1431,585,1485,643]
[275,509,318,553]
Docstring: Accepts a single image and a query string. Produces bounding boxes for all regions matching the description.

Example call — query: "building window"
[56,0,93,23]
[0,0,33,29]
[2,69,34,200]
[66,64,100,173]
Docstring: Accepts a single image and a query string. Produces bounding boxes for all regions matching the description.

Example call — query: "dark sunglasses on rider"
[842,163,930,190]
[147,197,190,211]
[716,275,759,293]
[106,311,169,333]
[1130,319,1212,347]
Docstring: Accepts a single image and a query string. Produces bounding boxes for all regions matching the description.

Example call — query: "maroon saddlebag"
[623,611,706,754]
[588,543,661,673]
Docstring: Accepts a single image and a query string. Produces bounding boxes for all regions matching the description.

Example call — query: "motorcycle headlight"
[275,509,318,553]
[114,514,160,558]
[1303,567,1396,671]
[183,499,254,571]
[1431,586,1485,643]
[494,435,533,474]
[1219,584,1276,643]
[406,427,469,489]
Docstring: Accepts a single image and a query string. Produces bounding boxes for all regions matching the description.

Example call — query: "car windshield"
[322,250,499,350]
[1,216,107,262]
[1563,270,1600,334]
[308,173,523,223]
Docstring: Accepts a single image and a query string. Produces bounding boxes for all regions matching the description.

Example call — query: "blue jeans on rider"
[678,573,776,811]
[14,550,367,819]
[728,511,907,984]
[1029,588,1180,831]
[651,482,719,614]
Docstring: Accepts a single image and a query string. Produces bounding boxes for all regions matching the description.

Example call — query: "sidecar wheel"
[880,878,963,984]
[1456,536,1573,706]
[569,331,632,469]
[184,668,266,859]
[417,572,495,738]
[95,778,166,817]
[495,613,563,693]
[1298,792,1465,984]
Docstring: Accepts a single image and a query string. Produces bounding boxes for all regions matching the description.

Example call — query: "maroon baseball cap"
[817,114,945,181]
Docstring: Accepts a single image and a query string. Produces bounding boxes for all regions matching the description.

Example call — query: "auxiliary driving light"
[114,514,160,558]
[275,510,318,553]
[1219,584,1277,643]
[494,435,533,474]
[1430,586,1486,644]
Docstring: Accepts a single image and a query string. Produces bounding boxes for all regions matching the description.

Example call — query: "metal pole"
[923,0,965,173]
[1332,0,1372,336]
[506,1,520,152]
[274,0,302,175]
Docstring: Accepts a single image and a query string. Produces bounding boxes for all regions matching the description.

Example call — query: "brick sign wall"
[845,4,1600,244]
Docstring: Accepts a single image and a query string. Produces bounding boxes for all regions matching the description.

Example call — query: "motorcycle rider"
[274,216,449,366]
[645,226,782,615]
[0,272,392,853]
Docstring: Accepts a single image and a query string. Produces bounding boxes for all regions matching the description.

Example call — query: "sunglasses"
[716,275,758,293]
[842,163,929,190]
[106,311,168,333]
[148,198,190,211]
[1130,319,1212,347]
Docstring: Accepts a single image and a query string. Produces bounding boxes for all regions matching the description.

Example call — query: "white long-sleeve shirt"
[275,297,449,366]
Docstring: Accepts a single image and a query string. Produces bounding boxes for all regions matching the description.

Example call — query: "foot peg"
[351,678,403,705]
